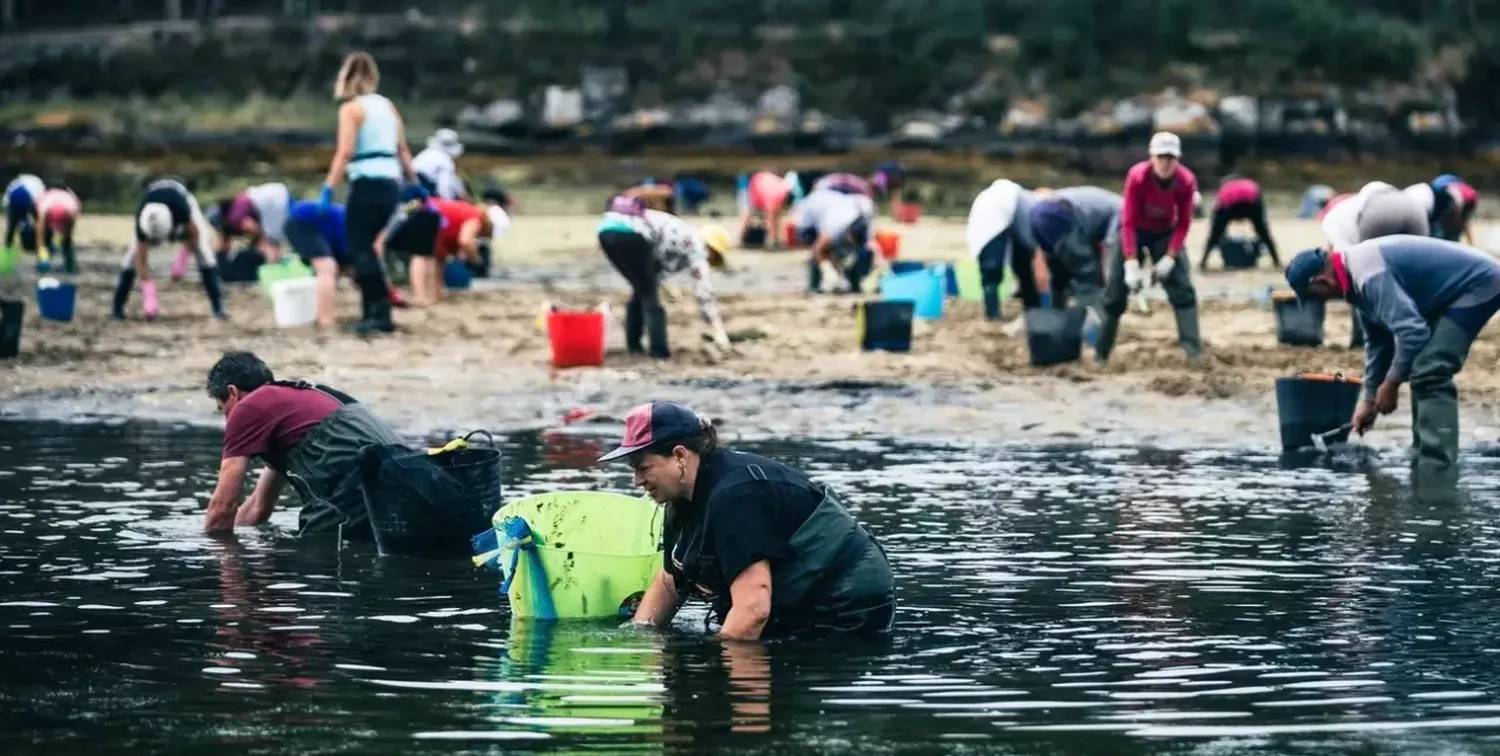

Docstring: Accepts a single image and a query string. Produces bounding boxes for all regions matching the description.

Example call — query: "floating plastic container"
[1273,291,1325,347]
[443,258,474,290]
[1275,372,1363,450]
[547,308,606,368]
[492,491,664,620]
[257,256,312,298]
[269,278,318,327]
[879,268,944,320]
[1025,306,1088,366]
[35,278,76,322]
[855,300,915,352]
[0,299,22,358]
[873,229,901,260]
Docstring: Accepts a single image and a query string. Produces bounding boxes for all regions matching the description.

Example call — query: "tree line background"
[0,0,1496,132]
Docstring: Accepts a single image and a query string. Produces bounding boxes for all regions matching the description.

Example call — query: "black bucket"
[741,222,767,248]
[363,430,503,558]
[0,299,22,359]
[1275,373,1363,450]
[467,239,492,279]
[856,300,914,352]
[1026,306,1088,366]
[217,247,265,283]
[1274,294,1325,347]
[1220,236,1262,269]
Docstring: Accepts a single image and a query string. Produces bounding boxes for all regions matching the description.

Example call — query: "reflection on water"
[6,420,1500,754]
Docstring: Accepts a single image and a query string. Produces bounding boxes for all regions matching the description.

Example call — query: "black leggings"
[346,178,401,311]
[600,230,669,356]
[1201,199,1278,267]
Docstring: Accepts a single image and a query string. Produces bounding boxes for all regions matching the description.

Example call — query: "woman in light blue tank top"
[322,51,415,335]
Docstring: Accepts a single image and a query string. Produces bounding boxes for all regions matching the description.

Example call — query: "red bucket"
[874,229,901,260]
[893,203,923,224]
[782,219,804,248]
[547,309,606,368]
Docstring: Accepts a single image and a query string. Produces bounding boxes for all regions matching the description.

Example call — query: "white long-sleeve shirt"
[412,147,465,199]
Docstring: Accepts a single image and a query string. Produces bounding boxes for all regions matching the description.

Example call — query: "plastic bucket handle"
[1296,372,1363,384]
[463,429,496,447]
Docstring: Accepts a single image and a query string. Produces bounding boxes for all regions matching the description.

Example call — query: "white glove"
[1152,254,1177,283]
[712,326,731,349]
[1083,307,1102,332]
[1123,262,1144,291]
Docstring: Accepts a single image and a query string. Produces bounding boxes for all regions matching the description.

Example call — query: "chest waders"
[258,381,407,541]
[687,466,897,638]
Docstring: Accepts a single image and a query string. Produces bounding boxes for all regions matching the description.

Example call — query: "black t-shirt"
[663,448,821,613]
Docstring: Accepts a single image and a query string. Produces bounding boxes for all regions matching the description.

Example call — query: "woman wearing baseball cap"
[600,401,896,641]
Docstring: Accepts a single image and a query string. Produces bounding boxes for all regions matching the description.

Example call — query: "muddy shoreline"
[4,212,1500,451]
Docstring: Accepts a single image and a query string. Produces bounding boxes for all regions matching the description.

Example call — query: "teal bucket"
[879,268,944,320]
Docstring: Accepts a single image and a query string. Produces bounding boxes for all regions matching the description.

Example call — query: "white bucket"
[270,278,318,327]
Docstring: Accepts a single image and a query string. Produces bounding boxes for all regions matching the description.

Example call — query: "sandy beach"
[4,211,1500,450]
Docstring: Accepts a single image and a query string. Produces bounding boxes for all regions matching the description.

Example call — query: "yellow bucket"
[495,491,663,620]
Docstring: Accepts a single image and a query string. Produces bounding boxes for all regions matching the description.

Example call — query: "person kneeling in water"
[203,351,407,538]
[114,179,224,321]
[600,401,896,641]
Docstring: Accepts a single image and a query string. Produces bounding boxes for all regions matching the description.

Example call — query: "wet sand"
[4,212,1500,450]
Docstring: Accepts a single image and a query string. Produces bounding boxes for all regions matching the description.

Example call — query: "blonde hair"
[334,52,380,100]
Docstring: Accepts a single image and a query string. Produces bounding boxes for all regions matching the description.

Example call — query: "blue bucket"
[889,260,926,275]
[443,258,474,290]
[879,268,944,320]
[36,282,77,322]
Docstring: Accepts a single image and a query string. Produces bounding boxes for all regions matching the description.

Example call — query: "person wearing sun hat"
[1286,235,1500,473]
[600,401,896,641]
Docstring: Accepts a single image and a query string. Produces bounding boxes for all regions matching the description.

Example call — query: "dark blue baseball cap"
[598,401,707,462]
[1285,247,1329,301]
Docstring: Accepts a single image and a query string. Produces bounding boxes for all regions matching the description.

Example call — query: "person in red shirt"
[1096,131,1202,363]
[203,351,406,539]
[1200,176,1280,270]
[378,197,506,306]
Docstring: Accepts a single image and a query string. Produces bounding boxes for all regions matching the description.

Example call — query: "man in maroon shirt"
[203,351,405,538]
[1096,131,1202,363]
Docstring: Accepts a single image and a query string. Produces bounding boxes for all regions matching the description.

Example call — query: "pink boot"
[170,249,191,281]
[142,281,160,321]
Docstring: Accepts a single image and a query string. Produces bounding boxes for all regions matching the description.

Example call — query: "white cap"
[428,128,463,158]
[1358,181,1396,199]
[1148,131,1182,157]
[139,202,173,241]
[485,204,510,243]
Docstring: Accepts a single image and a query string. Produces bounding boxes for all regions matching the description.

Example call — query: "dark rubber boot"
[625,298,645,354]
[200,266,226,319]
[645,304,670,359]
[1094,314,1122,363]
[983,285,1001,320]
[111,269,136,320]
[354,292,396,336]
[1174,306,1204,358]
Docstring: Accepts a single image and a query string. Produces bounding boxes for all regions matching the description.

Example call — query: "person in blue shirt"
[1287,236,1500,474]
[284,199,347,328]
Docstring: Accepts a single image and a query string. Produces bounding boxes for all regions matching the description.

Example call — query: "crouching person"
[203,351,407,539]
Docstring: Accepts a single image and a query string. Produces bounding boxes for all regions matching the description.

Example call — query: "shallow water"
[6,420,1500,755]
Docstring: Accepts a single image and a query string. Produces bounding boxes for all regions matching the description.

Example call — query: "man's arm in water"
[718,559,773,641]
[204,456,251,533]
[236,467,285,526]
